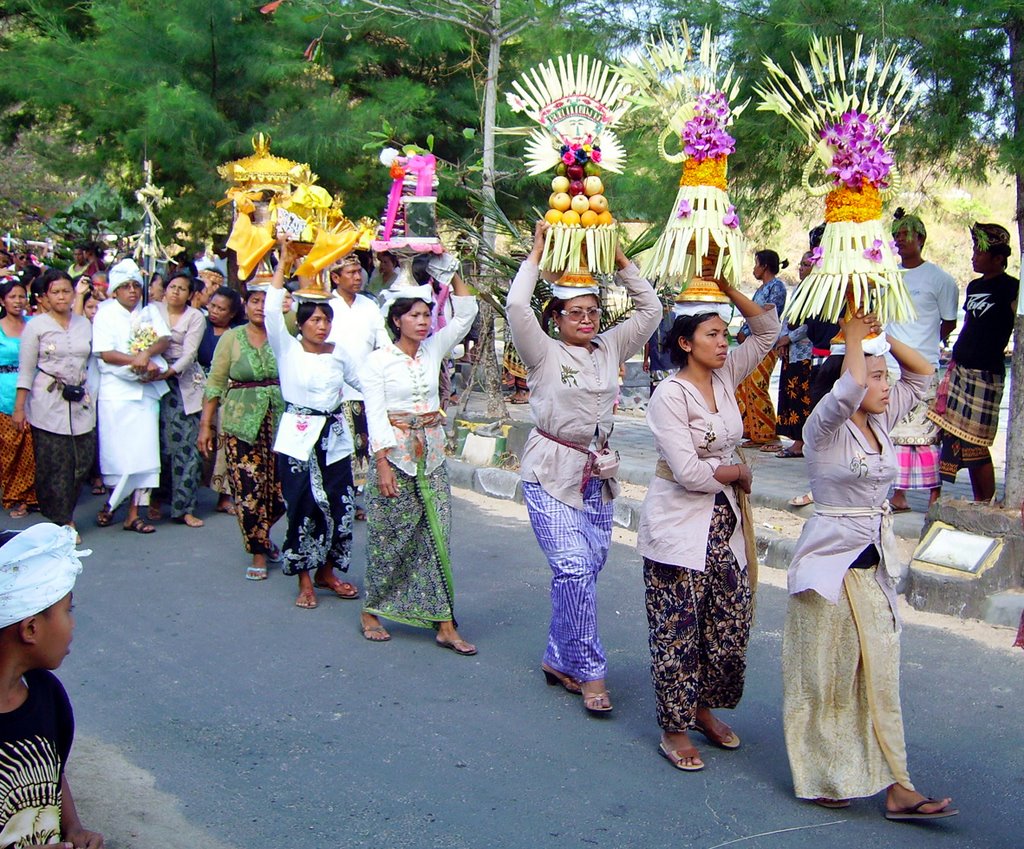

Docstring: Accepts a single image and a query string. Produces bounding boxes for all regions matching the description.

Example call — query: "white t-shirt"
[326,292,389,401]
[885,261,959,367]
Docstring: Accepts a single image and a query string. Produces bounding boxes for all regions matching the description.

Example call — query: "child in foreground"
[0,523,103,848]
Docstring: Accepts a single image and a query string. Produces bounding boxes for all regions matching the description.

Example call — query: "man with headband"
[0,523,103,848]
[886,210,959,511]
[927,222,1018,501]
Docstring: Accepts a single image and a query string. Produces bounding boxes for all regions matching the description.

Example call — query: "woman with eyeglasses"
[506,221,661,715]
[636,281,778,771]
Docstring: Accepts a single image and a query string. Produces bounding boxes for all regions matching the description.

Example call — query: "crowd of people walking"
[3,213,1015,828]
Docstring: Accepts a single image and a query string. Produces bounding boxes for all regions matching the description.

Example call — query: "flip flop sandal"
[436,638,478,656]
[96,506,115,527]
[659,743,705,772]
[813,798,851,809]
[788,494,814,507]
[295,593,318,609]
[362,625,391,642]
[758,442,784,452]
[122,518,156,534]
[776,448,805,458]
[884,800,959,821]
[91,483,107,495]
[313,579,360,599]
[267,545,284,563]
[693,720,741,749]
[245,566,268,581]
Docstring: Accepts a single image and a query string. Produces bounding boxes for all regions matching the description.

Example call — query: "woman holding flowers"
[735,250,787,449]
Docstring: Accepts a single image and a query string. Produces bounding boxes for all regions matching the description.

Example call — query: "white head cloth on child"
[0,524,89,628]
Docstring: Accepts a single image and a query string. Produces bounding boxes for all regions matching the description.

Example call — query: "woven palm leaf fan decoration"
[755,35,919,325]
[617,24,748,312]
[506,55,631,278]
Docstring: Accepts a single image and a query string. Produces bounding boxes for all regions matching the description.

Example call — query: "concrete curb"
[448,459,796,575]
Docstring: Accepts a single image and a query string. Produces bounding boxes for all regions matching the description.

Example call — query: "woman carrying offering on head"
[358,254,479,653]
[637,279,778,770]
[507,221,661,714]
[783,311,957,821]
[266,239,362,610]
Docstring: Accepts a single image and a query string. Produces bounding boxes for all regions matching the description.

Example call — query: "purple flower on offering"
[722,205,739,229]
[820,110,893,190]
[681,90,736,163]
[863,239,885,263]
[676,199,693,218]
[889,239,900,255]
[809,246,824,267]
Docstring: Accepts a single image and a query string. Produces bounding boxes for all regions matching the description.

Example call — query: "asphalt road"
[46,488,1024,849]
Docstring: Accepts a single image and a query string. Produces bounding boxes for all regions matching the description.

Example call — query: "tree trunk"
[477,1,509,420]
[1003,16,1024,508]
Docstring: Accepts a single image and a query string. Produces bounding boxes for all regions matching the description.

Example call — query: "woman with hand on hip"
[359,256,478,652]
[783,312,956,821]
[507,221,661,714]
[266,240,362,609]
[637,283,779,771]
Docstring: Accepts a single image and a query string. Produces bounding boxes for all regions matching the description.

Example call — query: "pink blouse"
[637,308,780,570]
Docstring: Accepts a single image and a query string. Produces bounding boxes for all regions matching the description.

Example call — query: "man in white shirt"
[886,212,959,511]
[327,253,390,516]
[92,259,170,532]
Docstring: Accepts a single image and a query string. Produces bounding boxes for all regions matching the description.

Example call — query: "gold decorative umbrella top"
[217,133,315,190]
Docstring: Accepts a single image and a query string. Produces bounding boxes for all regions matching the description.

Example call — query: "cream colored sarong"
[783,567,914,800]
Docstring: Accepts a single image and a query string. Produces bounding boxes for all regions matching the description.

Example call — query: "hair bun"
[893,207,906,220]
[780,259,790,269]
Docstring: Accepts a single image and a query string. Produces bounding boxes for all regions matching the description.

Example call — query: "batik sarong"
[643,497,751,732]
[223,410,285,555]
[31,427,94,526]
[277,413,354,575]
[342,400,370,488]
[735,349,779,444]
[522,477,612,683]
[159,377,202,518]
[0,413,37,509]
[776,357,812,441]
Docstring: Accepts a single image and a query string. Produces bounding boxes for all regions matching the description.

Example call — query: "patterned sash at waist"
[229,378,280,391]
[286,402,342,418]
[536,428,603,493]
[388,410,444,459]
[0,364,18,374]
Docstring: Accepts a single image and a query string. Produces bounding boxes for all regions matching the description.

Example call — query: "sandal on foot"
[295,591,318,609]
[813,798,851,809]
[581,689,612,714]
[8,504,28,519]
[245,566,268,581]
[267,544,284,563]
[216,502,236,515]
[91,482,107,496]
[436,637,477,656]
[354,508,367,521]
[122,517,156,534]
[362,625,391,642]
[884,800,959,821]
[659,742,704,772]
[776,447,804,458]
[788,493,814,507]
[542,664,582,695]
[693,719,740,749]
[313,579,359,599]
[758,442,783,452]
[96,505,115,527]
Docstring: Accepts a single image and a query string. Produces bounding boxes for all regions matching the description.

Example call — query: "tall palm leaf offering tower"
[755,36,919,339]
[505,54,631,297]
[617,23,749,320]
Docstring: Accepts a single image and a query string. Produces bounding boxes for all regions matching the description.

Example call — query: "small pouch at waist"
[849,544,881,569]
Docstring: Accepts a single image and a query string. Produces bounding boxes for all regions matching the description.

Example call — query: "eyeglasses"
[559,307,602,322]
